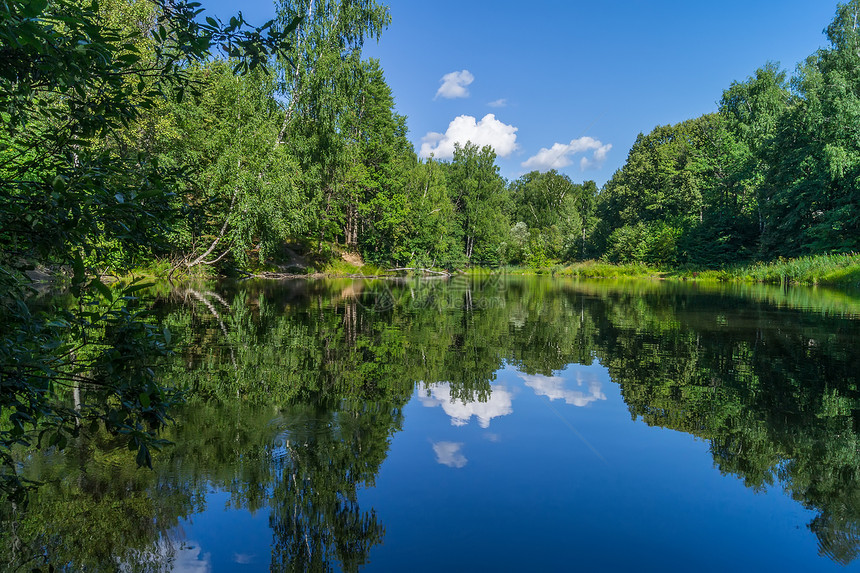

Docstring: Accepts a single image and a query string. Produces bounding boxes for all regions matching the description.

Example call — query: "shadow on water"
[2,276,860,570]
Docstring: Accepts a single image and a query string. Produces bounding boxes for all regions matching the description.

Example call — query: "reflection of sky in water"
[159,490,270,572]
[423,367,607,470]
[144,539,211,573]
[172,543,211,573]
[141,359,845,572]
[419,382,513,428]
[433,441,467,468]
[519,370,606,407]
[360,360,835,571]
[420,367,605,436]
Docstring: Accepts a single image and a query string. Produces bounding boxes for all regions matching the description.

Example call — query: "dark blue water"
[4,277,860,571]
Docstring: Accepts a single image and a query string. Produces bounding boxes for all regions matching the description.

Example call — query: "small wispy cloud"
[488,98,507,108]
[580,143,612,171]
[435,70,474,99]
[522,137,612,172]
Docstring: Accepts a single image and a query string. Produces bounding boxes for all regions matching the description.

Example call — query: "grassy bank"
[492,253,860,287]
[124,252,860,288]
[498,261,661,279]
[668,253,860,287]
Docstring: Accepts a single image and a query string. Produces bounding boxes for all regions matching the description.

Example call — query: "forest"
[4,1,859,284]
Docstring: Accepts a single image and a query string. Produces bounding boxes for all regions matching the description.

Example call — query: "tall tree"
[760,1,860,255]
[447,143,510,263]
[509,170,597,262]
[274,0,390,248]
[717,63,792,257]
[153,63,306,272]
[345,59,416,264]
[403,159,460,267]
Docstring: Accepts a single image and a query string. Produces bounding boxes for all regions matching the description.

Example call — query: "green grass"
[499,260,661,279]
[675,253,860,287]
[476,254,860,288]
[120,252,860,290]
[320,258,386,277]
[558,260,661,279]
[122,258,175,279]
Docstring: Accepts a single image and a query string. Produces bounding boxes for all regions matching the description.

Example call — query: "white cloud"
[419,382,514,428]
[488,98,507,108]
[518,370,606,407]
[433,441,467,468]
[436,70,474,99]
[580,143,613,171]
[419,114,519,160]
[522,137,612,172]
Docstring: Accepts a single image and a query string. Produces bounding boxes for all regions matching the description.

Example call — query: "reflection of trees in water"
[586,284,860,564]
[163,277,860,566]
[811,512,860,566]
[269,405,396,572]
[4,277,860,568]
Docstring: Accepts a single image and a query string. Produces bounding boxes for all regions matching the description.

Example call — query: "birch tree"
[274,0,390,249]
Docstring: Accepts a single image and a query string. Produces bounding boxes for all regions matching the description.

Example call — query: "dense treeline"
[124,0,860,273]
[0,0,302,499]
[6,0,858,286]
[596,2,860,265]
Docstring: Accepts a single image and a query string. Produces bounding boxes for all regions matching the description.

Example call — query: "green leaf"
[163,327,172,345]
[283,15,303,35]
[90,278,113,302]
[22,0,48,18]
[136,444,152,469]
[72,252,86,287]
[124,282,154,295]
[139,392,151,408]
[52,175,67,193]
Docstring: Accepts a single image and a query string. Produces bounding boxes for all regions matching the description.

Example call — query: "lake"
[3,276,860,571]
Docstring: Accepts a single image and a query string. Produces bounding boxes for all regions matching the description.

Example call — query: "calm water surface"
[4,277,860,571]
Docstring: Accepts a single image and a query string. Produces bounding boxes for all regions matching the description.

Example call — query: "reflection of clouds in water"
[519,370,606,407]
[233,553,256,565]
[433,441,467,468]
[419,382,513,428]
[167,542,212,573]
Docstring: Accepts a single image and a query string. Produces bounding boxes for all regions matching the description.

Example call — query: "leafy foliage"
[0,0,297,499]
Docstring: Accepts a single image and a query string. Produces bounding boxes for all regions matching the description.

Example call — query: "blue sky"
[204,0,839,185]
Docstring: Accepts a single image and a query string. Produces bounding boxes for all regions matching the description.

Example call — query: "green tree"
[718,62,792,255]
[154,62,306,272]
[403,159,461,267]
[596,114,756,266]
[274,0,390,250]
[509,170,597,262]
[447,143,510,263]
[760,1,860,255]
[346,59,416,264]
[0,0,296,499]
